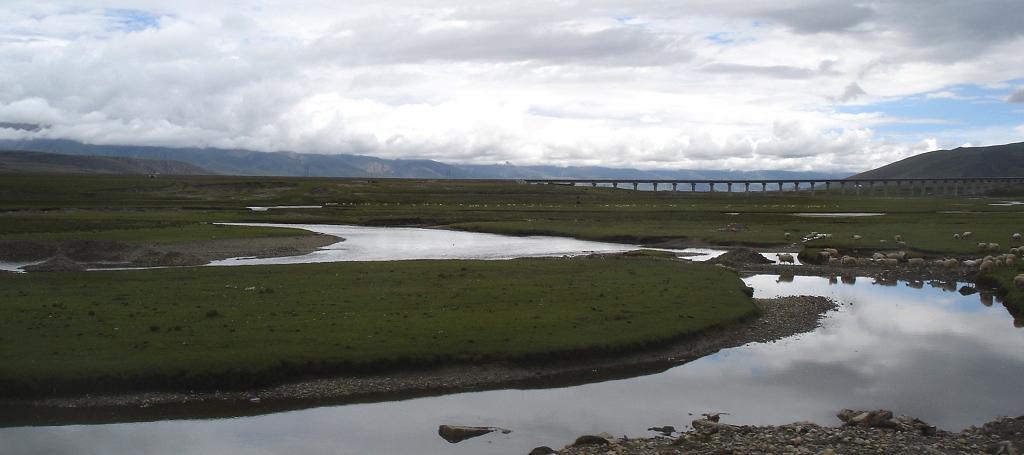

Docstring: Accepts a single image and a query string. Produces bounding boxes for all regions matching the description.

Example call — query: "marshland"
[1,174,1023,454]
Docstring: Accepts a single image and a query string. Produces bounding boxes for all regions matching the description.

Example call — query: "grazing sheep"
[776,253,795,264]
[897,241,907,248]
[979,260,997,273]
[872,252,886,260]
[908,257,925,267]
[784,232,791,239]
[825,248,839,257]
[1014,233,1021,241]
[989,243,1000,253]
[978,242,989,251]
[829,257,840,265]
[841,256,857,266]
[1007,256,1015,268]
[1014,273,1024,290]
[963,231,973,239]
[818,251,831,261]
[886,252,907,262]
[879,239,887,245]
[954,233,960,240]
[962,260,978,269]
[894,234,903,242]
[943,258,958,268]
[882,258,899,266]
[852,234,862,242]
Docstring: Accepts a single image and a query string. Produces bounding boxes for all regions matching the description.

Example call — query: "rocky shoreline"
[548,410,1024,455]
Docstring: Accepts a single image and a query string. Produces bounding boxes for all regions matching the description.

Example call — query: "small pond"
[1,226,1021,455]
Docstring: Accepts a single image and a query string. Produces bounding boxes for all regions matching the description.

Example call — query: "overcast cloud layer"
[1,1,1023,172]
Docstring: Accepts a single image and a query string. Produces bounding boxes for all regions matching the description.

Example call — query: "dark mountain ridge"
[847,142,1024,180]
[0,150,213,175]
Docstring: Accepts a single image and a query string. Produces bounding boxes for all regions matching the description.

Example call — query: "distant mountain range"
[0,138,850,181]
[0,149,212,175]
[3,137,1023,181]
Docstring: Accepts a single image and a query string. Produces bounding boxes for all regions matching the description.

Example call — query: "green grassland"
[2,174,1024,398]
[0,256,756,397]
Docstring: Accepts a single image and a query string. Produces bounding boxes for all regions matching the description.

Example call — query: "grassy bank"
[0,254,758,398]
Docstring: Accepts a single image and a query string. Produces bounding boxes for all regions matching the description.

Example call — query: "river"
[1,226,1021,455]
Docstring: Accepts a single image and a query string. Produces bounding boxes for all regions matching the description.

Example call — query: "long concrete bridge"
[523,178,1024,196]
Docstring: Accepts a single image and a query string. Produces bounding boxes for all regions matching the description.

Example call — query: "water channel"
[2,225,1022,455]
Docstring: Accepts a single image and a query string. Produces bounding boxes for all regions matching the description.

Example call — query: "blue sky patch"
[104,9,161,32]
[838,82,1024,137]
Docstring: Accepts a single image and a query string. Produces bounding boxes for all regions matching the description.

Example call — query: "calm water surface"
[2,228,1022,455]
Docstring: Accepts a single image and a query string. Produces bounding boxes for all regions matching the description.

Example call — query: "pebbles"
[556,414,1024,455]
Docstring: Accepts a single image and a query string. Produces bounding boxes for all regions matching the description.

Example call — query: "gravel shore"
[550,412,1024,455]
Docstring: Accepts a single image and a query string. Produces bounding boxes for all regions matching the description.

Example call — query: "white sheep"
[872,252,886,260]
[894,234,902,242]
[852,234,862,242]
[841,255,857,266]
[825,248,839,257]
[943,258,958,268]
[776,253,795,264]
[879,239,887,245]
[1014,233,1021,241]
[1014,273,1024,290]
[908,257,925,267]
[784,232,791,239]
[979,260,996,273]
[989,243,1001,253]
[963,231,973,239]
[829,257,840,265]
[882,258,899,266]
[954,233,960,240]
[978,242,989,251]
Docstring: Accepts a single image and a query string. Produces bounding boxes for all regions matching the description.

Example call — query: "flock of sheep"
[776,231,1024,280]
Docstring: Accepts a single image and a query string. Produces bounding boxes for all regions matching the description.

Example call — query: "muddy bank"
[0,234,341,270]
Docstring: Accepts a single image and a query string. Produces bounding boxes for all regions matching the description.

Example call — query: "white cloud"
[0,1,1021,173]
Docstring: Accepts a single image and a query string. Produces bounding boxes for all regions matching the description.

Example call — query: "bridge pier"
[777,182,784,195]
[727,182,733,195]
[744,182,750,195]
[632,182,638,191]
[824,181,830,196]
[672,182,677,192]
[612,182,618,188]
[690,182,696,192]
[709,182,714,193]
[652,182,658,191]
[809,181,816,196]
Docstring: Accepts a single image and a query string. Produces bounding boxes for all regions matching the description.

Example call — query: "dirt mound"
[706,248,773,267]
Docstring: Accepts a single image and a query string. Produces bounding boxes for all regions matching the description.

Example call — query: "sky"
[0,1,1022,173]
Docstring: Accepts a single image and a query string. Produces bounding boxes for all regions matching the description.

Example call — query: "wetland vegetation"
[2,174,1023,400]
